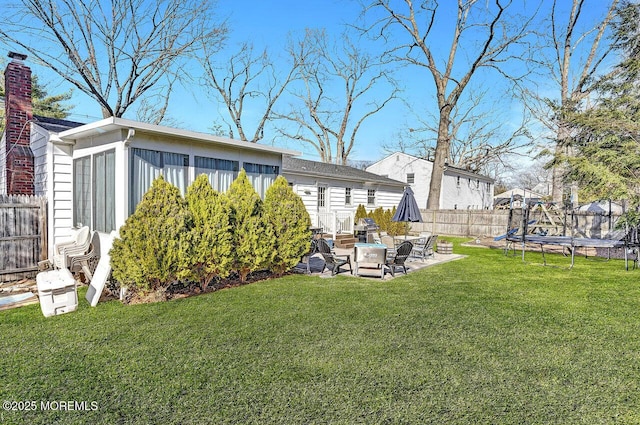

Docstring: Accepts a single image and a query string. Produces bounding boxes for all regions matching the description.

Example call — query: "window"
[93,151,116,232]
[318,186,326,208]
[73,150,115,232]
[195,156,239,192]
[367,189,376,206]
[345,187,352,205]
[244,162,279,198]
[130,148,189,213]
[407,173,415,184]
[73,156,91,228]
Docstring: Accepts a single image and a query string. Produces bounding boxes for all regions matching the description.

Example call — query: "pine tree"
[111,176,190,294]
[181,174,233,289]
[562,1,640,206]
[31,75,73,119]
[225,169,275,282]
[263,176,311,275]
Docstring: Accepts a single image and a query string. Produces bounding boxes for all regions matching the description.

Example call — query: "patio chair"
[69,231,101,280]
[412,234,438,260]
[301,239,318,274]
[51,226,91,269]
[385,241,413,277]
[380,234,396,249]
[317,238,352,276]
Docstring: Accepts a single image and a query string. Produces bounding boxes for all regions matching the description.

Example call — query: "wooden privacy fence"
[0,195,47,282]
[409,208,626,239]
[410,209,510,238]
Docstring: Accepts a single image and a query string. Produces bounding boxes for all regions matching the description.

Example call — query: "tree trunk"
[551,123,571,203]
[427,109,451,210]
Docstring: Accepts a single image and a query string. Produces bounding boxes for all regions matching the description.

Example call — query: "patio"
[296,245,465,280]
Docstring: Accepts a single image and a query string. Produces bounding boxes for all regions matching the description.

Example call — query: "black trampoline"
[503,205,638,269]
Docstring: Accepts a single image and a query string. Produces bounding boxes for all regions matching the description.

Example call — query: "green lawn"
[1,239,640,424]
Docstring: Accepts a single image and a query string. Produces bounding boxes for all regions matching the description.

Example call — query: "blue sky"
[18,0,620,165]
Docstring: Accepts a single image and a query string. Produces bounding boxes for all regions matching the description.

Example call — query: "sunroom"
[32,117,299,256]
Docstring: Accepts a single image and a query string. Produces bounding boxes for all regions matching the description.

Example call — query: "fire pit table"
[354,243,388,278]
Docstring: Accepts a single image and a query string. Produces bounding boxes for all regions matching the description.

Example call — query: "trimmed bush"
[111,176,190,294]
[355,204,368,223]
[181,174,233,289]
[354,204,406,236]
[226,169,276,282]
[263,176,311,275]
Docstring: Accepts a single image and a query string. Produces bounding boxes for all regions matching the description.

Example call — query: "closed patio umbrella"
[392,186,423,239]
[392,186,423,224]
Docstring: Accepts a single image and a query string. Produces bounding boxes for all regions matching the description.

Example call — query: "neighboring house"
[366,152,495,210]
[1,52,299,257]
[282,156,405,235]
[493,188,546,209]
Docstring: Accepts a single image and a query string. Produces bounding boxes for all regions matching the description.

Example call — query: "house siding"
[0,133,5,195]
[51,143,74,251]
[283,170,404,229]
[441,172,494,210]
[29,124,76,256]
[31,126,49,196]
[367,152,494,210]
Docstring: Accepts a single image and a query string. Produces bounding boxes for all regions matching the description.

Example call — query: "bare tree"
[199,42,299,142]
[362,0,537,209]
[523,0,618,203]
[274,29,398,165]
[0,0,226,120]
[385,89,533,176]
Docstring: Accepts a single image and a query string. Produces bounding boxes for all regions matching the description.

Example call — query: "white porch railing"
[315,211,354,239]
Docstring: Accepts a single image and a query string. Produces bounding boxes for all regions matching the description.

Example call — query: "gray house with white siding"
[282,157,405,236]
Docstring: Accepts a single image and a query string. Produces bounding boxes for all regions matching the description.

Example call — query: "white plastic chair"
[52,227,91,269]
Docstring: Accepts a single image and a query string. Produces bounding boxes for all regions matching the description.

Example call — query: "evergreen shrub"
[226,169,276,282]
[111,176,190,294]
[181,174,233,289]
[354,204,406,236]
[263,176,311,275]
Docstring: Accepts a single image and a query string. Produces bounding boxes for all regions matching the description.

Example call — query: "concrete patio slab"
[295,247,466,280]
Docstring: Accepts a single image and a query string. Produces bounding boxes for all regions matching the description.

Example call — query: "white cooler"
[36,269,77,317]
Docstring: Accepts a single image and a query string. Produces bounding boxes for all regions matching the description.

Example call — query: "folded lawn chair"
[385,241,413,277]
[51,226,91,269]
[317,238,352,276]
[85,231,118,307]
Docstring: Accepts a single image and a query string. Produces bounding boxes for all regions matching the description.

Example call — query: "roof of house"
[493,188,545,200]
[55,116,300,156]
[282,156,405,187]
[368,151,495,183]
[33,115,85,133]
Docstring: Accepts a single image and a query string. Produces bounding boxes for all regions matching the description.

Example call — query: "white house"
[1,53,300,257]
[366,152,495,210]
[282,156,405,235]
[493,188,546,209]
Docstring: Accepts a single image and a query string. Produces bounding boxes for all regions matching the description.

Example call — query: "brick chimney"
[4,51,34,195]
